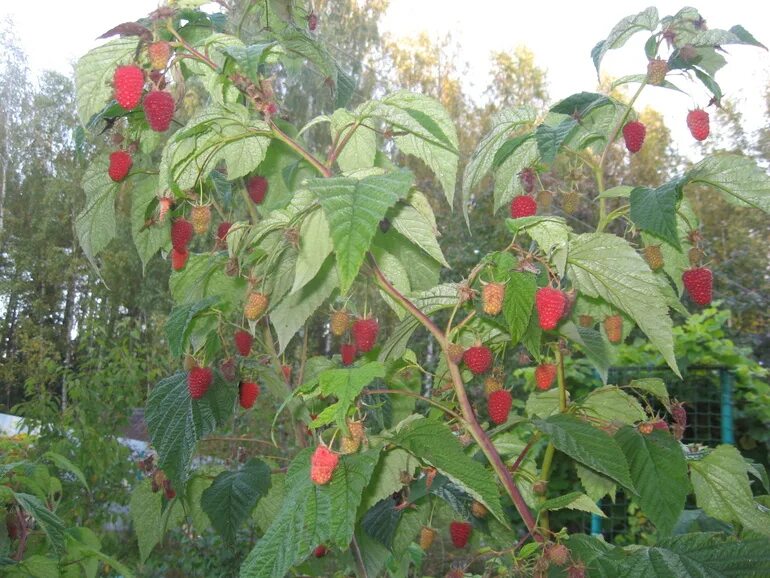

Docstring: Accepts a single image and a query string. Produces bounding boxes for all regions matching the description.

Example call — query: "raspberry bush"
[70,4,770,576]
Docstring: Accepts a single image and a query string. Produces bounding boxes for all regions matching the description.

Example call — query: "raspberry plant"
[69,4,770,576]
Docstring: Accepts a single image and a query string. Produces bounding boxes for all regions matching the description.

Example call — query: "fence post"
[720,369,734,445]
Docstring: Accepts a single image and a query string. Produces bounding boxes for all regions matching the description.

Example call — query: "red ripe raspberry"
[143,90,175,132]
[171,218,194,251]
[622,120,646,153]
[519,168,536,193]
[682,267,712,305]
[282,364,292,383]
[687,109,710,141]
[113,65,144,110]
[463,345,493,375]
[234,330,252,356]
[187,367,212,400]
[341,343,356,366]
[170,247,188,271]
[217,221,232,241]
[652,419,669,431]
[108,150,132,182]
[310,446,339,485]
[535,287,567,330]
[313,545,327,558]
[246,175,269,204]
[535,363,557,390]
[449,521,472,548]
[239,381,260,409]
[352,318,379,352]
[487,390,512,425]
[510,195,537,218]
[604,315,623,344]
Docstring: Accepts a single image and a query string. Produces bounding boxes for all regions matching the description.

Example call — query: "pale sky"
[4,1,769,154]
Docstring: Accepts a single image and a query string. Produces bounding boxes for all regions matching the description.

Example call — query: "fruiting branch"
[366,388,466,423]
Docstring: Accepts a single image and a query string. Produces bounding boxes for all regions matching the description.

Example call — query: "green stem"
[370,255,542,541]
[269,120,332,177]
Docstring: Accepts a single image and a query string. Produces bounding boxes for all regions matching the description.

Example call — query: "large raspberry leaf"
[539,491,606,518]
[130,174,169,272]
[76,156,118,271]
[685,153,770,214]
[591,7,659,75]
[309,170,413,293]
[129,479,184,563]
[330,108,377,173]
[630,180,682,249]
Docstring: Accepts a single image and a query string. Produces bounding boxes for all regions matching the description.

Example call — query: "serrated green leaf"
[312,362,386,432]
[536,118,578,165]
[202,459,271,543]
[507,216,570,275]
[75,37,139,126]
[559,323,615,383]
[331,109,376,172]
[165,296,220,358]
[388,417,506,524]
[462,107,537,224]
[271,255,338,353]
[627,378,670,408]
[13,493,66,556]
[534,414,635,491]
[493,136,539,214]
[630,181,682,249]
[3,555,59,578]
[77,156,118,270]
[360,449,420,512]
[690,445,770,537]
[224,42,276,81]
[576,463,617,503]
[599,185,634,198]
[689,27,768,49]
[374,228,440,293]
[615,427,688,535]
[291,209,333,294]
[540,491,606,517]
[686,153,770,213]
[610,74,685,93]
[129,479,184,563]
[591,7,659,75]
[42,452,89,491]
[131,174,168,272]
[327,449,381,547]
[309,170,413,293]
[145,372,236,485]
[580,386,646,424]
[502,272,536,344]
[525,389,562,419]
[567,233,679,376]
[389,203,449,268]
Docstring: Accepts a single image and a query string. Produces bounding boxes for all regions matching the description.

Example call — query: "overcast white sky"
[3,1,769,153]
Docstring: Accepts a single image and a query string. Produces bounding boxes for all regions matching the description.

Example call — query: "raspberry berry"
[147,41,171,71]
[352,317,379,352]
[471,501,488,518]
[535,287,567,330]
[487,389,512,425]
[463,345,493,375]
[113,65,144,110]
[419,526,436,550]
[341,343,356,366]
[682,267,712,305]
[535,363,557,390]
[545,543,570,567]
[143,90,175,132]
[187,367,213,400]
[246,175,268,204]
[217,221,232,242]
[481,282,505,316]
[330,310,350,337]
[310,446,339,485]
[244,291,269,320]
[108,150,132,182]
[171,218,194,251]
[308,12,319,31]
[234,330,252,356]
[449,521,472,548]
[484,373,503,395]
[622,120,646,153]
[170,247,189,271]
[313,545,327,558]
[519,168,536,194]
[686,109,710,141]
[561,190,579,214]
[643,245,664,271]
[510,195,537,219]
[646,58,668,85]
[604,315,623,344]
[578,315,594,328]
[239,381,260,409]
[190,205,211,235]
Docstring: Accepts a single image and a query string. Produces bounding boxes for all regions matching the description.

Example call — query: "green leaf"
[75,37,139,126]
[165,296,220,358]
[493,137,539,214]
[388,417,506,524]
[201,459,271,543]
[42,451,89,491]
[309,170,413,292]
[567,532,770,577]
[551,92,613,117]
[389,203,449,268]
[567,233,679,376]
[291,211,332,295]
[591,7,659,75]
[372,91,459,207]
[540,491,606,517]
[689,27,768,49]
[326,449,381,547]
[579,386,646,424]
[690,445,770,537]
[628,378,670,408]
[331,109,376,172]
[224,42,276,81]
[145,371,236,485]
[615,427,688,535]
[536,118,578,165]
[13,493,66,555]
[312,362,385,432]
[534,414,635,491]
[360,449,420,512]
[686,153,770,213]
[610,74,685,94]
[502,272,536,344]
[559,323,615,383]
[525,389,562,419]
[159,104,271,189]
[576,463,616,502]
[76,156,117,270]
[129,479,184,563]
[630,181,682,249]
[599,185,634,199]
[463,106,538,224]
[131,175,168,272]
[3,555,59,578]
[507,216,570,275]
